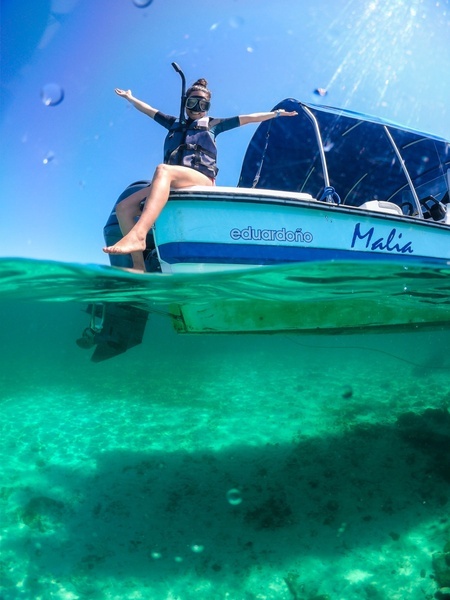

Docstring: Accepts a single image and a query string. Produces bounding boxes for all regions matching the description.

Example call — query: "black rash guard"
[153,112,241,178]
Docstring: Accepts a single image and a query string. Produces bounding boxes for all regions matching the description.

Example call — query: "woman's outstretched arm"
[115,88,158,118]
[238,109,297,125]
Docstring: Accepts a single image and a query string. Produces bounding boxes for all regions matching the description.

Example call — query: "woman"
[103,79,297,271]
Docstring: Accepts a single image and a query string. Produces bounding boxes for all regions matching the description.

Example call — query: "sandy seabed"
[1,306,450,600]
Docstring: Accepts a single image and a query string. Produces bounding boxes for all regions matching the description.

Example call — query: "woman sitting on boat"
[103,79,297,271]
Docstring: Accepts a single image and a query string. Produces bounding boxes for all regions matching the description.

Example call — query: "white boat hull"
[153,186,450,274]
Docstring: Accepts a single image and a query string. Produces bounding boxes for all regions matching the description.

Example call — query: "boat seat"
[359,200,403,215]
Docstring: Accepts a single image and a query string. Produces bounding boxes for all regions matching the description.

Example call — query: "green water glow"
[1,258,450,600]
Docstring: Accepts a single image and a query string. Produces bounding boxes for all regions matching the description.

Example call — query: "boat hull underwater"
[78,99,450,360]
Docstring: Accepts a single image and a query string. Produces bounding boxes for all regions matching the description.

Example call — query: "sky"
[1,0,449,265]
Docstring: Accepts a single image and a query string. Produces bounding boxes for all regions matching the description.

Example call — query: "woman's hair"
[186,78,211,100]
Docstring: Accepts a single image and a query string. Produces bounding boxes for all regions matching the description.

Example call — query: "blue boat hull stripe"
[158,242,436,265]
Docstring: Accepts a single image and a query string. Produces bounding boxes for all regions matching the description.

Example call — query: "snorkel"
[171,62,186,125]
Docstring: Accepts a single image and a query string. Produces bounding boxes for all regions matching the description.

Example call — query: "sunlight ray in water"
[325,0,430,114]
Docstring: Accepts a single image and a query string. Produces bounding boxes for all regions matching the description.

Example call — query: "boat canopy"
[238,99,450,212]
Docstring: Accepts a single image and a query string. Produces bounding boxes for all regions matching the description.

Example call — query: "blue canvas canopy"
[238,99,450,209]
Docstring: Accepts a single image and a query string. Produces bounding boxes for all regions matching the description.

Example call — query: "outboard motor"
[77,181,160,361]
[76,302,149,362]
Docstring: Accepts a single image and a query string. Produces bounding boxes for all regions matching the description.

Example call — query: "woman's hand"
[114,89,157,118]
[275,109,298,118]
[115,88,133,100]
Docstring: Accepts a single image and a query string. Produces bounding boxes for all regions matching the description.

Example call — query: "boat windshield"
[239,99,450,215]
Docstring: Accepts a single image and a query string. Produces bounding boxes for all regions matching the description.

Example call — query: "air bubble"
[226,488,242,505]
[41,83,64,107]
[132,0,153,7]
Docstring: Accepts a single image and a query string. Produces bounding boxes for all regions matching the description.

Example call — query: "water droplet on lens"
[132,0,153,7]
[226,488,242,505]
[43,151,55,165]
[41,83,64,107]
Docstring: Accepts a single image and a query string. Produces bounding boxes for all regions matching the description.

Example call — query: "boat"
[78,98,450,361]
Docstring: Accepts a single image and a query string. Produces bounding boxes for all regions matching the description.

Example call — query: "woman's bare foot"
[103,230,146,255]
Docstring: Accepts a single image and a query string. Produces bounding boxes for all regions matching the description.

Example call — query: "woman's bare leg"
[115,186,150,238]
[103,165,212,267]
[111,186,150,271]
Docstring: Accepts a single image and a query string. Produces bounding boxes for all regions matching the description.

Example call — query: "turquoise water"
[1,258,450,600]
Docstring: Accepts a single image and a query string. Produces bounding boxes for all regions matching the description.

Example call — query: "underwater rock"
[342,385,353,399]
[283,571,303,599]
[435,588,450,600]
[432,552,450,588]
[20,496,65,532]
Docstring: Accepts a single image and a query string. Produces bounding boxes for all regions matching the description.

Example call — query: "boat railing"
[383,126,424,218]
[300,103,338,204]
